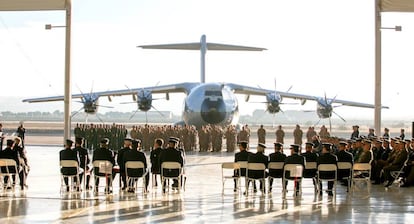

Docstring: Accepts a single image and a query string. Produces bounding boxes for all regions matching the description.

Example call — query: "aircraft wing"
[226,83,389,109]
[22,82,199,103]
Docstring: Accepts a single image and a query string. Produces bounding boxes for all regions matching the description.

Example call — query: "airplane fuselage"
[182,83,239,127]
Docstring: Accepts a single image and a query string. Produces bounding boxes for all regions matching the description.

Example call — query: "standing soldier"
[293,124,303,147]
[319,125,330,139]
[225,126,237,152]
[275,125,285,145]
[306,126,317,142]
[351,125,359,140]
[238,126,250,143]
[17,122,26,148]
[257,124,266,144]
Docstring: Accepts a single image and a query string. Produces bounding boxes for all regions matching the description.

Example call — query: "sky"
[0,0,413,121]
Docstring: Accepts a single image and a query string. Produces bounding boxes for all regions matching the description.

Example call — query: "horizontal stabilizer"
[138,43,266,51]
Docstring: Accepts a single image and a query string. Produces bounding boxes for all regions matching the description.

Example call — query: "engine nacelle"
[137,89,153,112]
[266,92,281,114]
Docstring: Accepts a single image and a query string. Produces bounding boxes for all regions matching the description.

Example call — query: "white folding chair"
[125,161,148,194]
[282,164,304,198]
[304,161,318,192]
[390,155,410,187]
[221,162,241,195]
[337,162,353,192]
[268,162,284,193]
[60,160,80,193]
[245,163,267,196]
[352,163,371,194]
[237,161,248,185]
[317,164,337,197]
[0,159,18,191]
[93,160,113,194]
[161,162,184,193]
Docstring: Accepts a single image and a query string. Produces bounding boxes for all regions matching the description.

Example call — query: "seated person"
[59,139,79,191]
[159,137,184,192]
[150,138,164,186]
[268,142,286,191]
[233,141,251,192]
[247,143,269,193]
[92,138,115,193]
[316,143,338,196]
[123,139,149,192]
[284,144,306,195]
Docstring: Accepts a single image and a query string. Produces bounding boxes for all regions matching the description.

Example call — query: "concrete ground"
[1,145,414,223]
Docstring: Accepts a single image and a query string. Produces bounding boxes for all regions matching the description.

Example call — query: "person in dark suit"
[117,138,132,190]
[159,137,184,192]
[284,144,306,195]
[336,141,354,187]
[247,143,269,193]
[150,138,164,186]
[92,138,115,193]
[316,143,338,196]
[1,139,22,190]
[13,137,28,189]
[268,142,286,191]
[302,142,318,178]
[59,139,79,191]
[234,141,251,191]
[124,139,149,192]
[74,137,91,190]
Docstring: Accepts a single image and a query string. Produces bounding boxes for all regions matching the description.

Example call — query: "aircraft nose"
[200,98,226,124]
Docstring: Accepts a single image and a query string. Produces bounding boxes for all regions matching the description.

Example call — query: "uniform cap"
[238,141,248,148]
[66,139,74,145]
[100,138,110,144]
[124,138,132,142]
[274,142,283,147]
[258,143,266,148]
[339,141,348,146]
[290,144,300,152]
[169,137,179,143]
[305,142,314,147]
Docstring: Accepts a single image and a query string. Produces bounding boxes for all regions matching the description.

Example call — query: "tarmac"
[1,144,414,223]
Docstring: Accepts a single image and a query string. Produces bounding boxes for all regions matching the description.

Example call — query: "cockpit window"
[205,90,222,96]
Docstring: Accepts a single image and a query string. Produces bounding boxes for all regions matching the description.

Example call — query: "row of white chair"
[60,160,184,194]
[222,161,372,196]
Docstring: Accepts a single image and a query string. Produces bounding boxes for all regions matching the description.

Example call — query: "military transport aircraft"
[22,35,386,128]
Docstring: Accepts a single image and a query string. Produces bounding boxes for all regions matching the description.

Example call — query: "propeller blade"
[129,110,139,120]
[151,105,166,118]
[97,105,114,109]
[120,102,136,105]
[315,119,321,126]
[71,107,84,118]
[96,113,105,124]
[333,111,346,122]
[286,85,292,93]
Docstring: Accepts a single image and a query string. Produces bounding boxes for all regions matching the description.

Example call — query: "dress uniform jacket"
[316,153,338,179]
[234,150,251,176]
[268,152,286,178]
[59,147,79,175]
[284,154,306,179]
[92,147,115,175]
[159,147,184,177]
[336,150,354,179]
[302,151,318,178]
[247,152,269,179]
